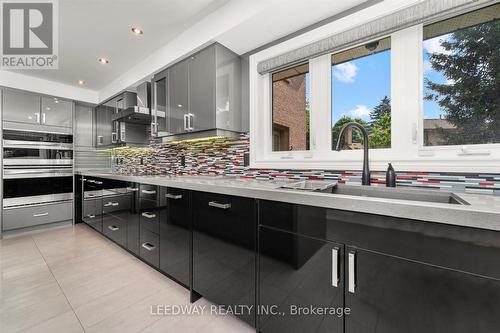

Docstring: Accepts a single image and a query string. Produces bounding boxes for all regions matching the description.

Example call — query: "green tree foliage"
[425,19,500,145]
[370,95,391,122]
[332,116,369,149]
[369,112,391,148]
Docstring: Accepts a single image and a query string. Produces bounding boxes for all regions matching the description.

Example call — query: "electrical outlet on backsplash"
[111,134,500,194]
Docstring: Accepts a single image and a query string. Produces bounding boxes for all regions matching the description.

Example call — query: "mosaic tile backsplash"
[111,134,500,195]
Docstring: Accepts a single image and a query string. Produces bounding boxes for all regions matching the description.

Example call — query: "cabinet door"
[3,89,40,124]
[192,191,256,326]
[82,178,103,232]
[75,104,94,147]
[123,183,140,255]
[259,227,344,333]
[188,46,216,131]
[168,61,189,134]
[95,105,113,146]
[345,247,500,333]
[159,187,190,287]
[152,72,168,136]
[41,96,72,128]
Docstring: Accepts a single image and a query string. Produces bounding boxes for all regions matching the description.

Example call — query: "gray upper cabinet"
[151,43,242,138]
[169,61,189,134]
[188,46,216,132]
[95,104,113,146]
[41,96,73,128]
[74,103,94,147]
[2,89,41,124]
[152,71,168,136]
[2,88,73,131]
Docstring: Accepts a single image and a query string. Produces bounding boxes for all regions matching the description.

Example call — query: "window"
[423,4,500,146]
[331,37,391,150]
[272,63,310,151]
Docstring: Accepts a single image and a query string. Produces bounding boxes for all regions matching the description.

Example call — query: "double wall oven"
[2,130,73,231]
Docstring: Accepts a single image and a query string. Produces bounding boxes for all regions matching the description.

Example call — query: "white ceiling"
[2,0,415,103]
[9,0,230,90]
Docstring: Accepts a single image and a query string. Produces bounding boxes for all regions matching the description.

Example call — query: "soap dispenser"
[386,163,396,187]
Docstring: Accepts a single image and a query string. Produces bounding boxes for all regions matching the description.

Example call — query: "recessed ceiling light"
[78,80,85,85]
[98,58,109,64]
[131,27,144,35]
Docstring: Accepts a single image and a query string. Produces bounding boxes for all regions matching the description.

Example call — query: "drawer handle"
[108,225,119,231]
[142,212,156,219]
[141,242,156,251]
[87,179,96,183]
[104,202,119,207]
[348,251,356,294]
[95,181,103,185]
[127,187,138,192]
[208,201,231,210]
[33,212,49,217]
[87,214,95,219]
[141,189,156,195]
[165,193,182,200]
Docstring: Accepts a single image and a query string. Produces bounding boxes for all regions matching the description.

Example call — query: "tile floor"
[0,224,255,333]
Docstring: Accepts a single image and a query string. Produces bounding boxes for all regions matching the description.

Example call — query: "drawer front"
[102,194,131,214]
[140,184,159,201]
[3,202,72,231]
[192,191,255,249]
[83,198,102,217]
[102,214,127,247]
[139,197,159,210]
[140,229,159,267]
[140,209,160,234]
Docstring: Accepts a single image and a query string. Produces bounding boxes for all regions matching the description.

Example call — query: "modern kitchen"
[1,0,499,332]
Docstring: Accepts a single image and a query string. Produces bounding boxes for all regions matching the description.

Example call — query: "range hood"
[111,82,151,125]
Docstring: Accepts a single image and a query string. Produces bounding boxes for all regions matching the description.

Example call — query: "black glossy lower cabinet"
[345,247,500,333]
[192,191,256,327]
[159,187,191,287]
[82,177,103,232]
[259,226,344,333]
[139,184,161,267]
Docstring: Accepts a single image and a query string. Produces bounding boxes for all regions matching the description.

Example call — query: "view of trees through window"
[331,37,391,150]
[423,4,499,146]
[271,63,310,151]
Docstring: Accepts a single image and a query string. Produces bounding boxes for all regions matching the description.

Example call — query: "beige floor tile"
[19,311,84,333]
[86,287,190,333]
[198,312,255,333]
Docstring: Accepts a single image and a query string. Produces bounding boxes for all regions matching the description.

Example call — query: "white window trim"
[249,11,500,173]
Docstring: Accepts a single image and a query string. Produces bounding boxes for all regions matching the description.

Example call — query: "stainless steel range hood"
[111,82,151,125]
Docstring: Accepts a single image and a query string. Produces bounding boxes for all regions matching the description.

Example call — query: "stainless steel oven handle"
[33,212,49,217]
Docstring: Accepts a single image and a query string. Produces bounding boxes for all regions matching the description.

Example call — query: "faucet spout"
[335,122,371,186]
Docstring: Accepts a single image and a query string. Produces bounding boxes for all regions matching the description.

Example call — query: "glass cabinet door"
[152,71,168,137]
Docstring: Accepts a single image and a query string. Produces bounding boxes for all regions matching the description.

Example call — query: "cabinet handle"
[141,189,156,195]
[95,181,103,185]
[189,113,194,131]
[108,225,119,231]
[208,201,231,210]
[35,113,40,123]
[42,113,46,124]
[150,122,157,137]
[33,212,49,217]
[104,201,119,207]
[165,193,182,200]
[348,251,356,294]
[183,114,189,131]
[87,179,96,183]
[142,212,156,219]
[141,242,156,251]
[126,187,138,192]
[87,214,96,219]
[111,132,118,143]
[97,136,104,145]
[332,247,339,287]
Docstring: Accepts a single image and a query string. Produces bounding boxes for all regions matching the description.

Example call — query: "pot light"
[78,80,85,85]
[99,58,109,64]
[131,26,144,35]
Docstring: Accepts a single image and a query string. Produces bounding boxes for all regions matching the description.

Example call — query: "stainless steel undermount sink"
[327,185,469,205]
[280,180,338,192]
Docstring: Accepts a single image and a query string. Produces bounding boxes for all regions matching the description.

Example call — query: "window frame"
[249,10,500,173]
